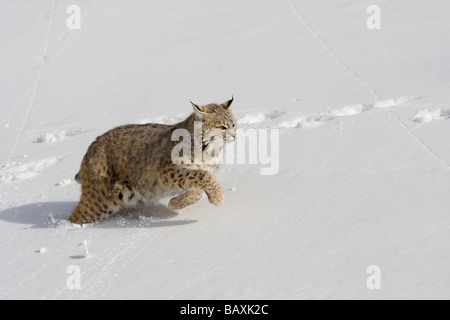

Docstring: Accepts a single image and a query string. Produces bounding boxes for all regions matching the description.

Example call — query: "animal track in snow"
[34,129,87,143]
[330,96,421,117]
[412,108,450,123]
[0,157,58,184]
[238,111,283,125]
[56,178,75,186]
[374,96,421,109]
[278,115,334,128]
[275,96,421,130]
[330,104,372,117]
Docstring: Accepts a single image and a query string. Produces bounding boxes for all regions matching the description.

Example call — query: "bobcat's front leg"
[160,168,224,207]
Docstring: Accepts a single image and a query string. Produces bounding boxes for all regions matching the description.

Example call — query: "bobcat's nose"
[228,131,237,141]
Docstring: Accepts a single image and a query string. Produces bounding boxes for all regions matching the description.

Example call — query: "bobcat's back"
[79,123,171,185]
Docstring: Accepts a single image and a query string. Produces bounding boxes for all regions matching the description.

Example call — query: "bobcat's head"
[190,97,237,145]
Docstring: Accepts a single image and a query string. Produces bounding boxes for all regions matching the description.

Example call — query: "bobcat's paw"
[207,185,224,206]
[168,198,186,210]
[167,198,183,210]
[168,190,203,210]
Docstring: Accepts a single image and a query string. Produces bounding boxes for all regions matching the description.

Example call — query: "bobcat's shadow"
[0,201,196,229]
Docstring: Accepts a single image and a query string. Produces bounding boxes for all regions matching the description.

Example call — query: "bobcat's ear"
[191,101,205,119]
[222,96,234,110]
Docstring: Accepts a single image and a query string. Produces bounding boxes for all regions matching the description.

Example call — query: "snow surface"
[1,0,450,299]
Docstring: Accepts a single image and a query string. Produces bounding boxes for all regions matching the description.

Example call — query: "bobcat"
[69,97,236,225]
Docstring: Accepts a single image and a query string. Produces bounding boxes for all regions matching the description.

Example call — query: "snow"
[1,0,450,299]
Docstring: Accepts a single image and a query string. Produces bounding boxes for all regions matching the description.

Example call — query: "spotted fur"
[69,98,236,225]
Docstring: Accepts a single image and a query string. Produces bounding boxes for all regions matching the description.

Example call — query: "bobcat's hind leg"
[69,183,117,225]
[168,189,203,210]
[69,193,113,225]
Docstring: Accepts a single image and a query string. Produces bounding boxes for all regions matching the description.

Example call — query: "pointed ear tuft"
[190,100,203,112]
[222,96,234,110]
[191,101,205,119]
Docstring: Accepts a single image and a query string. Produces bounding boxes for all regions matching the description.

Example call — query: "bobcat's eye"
[219,125,228,130]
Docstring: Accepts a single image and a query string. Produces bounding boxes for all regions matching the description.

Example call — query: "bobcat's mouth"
[226,133,236,143]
